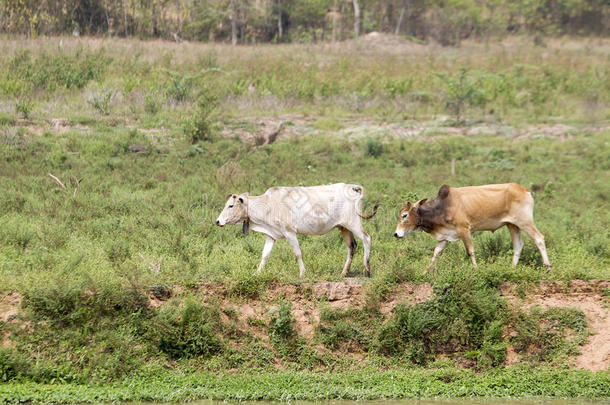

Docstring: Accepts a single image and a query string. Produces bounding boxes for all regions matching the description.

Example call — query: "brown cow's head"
[394,198,427,238]
[216,193,248,227]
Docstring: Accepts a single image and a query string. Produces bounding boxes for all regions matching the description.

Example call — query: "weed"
[184,89,219,143]
[15,99,33,119]
[267,302,295,347]
[151,296,223,360]
[436,69,485,124]
[88,89,114,115]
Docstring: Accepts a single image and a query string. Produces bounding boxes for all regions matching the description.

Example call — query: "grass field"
[0,35,609,399]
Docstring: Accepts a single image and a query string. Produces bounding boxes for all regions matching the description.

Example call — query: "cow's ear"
[416,198,428,206]
[406,201,411,209]
[227,193,233,198]
[238,192,248,204]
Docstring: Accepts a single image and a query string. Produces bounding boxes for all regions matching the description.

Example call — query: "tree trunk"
[331,0,338,42]
[231,0,238,45]
[352,0,360,37]
[395,1,406,35]
[277,0,282,39]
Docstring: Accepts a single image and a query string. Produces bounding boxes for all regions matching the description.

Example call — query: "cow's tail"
[352,185,379,219]
[358,201,379,219]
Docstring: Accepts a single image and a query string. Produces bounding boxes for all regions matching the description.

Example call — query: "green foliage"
[377,276,507,365]
[0,112,16,126]
[87,89,114,115]
[150,296,223,360]
[1,368,610,402]
[316,306,376,351]
[15,98,33,119]
[184,89,219,143]
[7,50,110,91]
[0,348,26,382]
[364,137,384,158]
[267,302,296,347]
[436,69,485,124]
[511,306,589,364]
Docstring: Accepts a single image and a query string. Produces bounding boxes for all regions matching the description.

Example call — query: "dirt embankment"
[2,280,609,371]
[499,280,610,371]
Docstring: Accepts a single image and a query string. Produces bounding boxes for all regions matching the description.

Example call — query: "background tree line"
[1,0,608,44]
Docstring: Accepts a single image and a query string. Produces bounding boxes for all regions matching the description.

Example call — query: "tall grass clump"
[377,275,508,366]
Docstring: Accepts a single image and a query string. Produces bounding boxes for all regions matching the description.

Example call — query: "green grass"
[1,368,609,403]
[0,37,609,397]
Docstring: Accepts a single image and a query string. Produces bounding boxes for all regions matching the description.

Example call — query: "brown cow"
[394,183,551,271]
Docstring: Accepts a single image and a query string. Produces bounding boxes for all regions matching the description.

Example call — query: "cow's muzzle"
[215,219,224,227]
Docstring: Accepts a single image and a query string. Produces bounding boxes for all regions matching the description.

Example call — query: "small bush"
[0,348,25,382]
[377,276,508,366]
[364,137,384,158]
[88,89,114,115]
[267,302,296,347]
[15,98,33,119]
[436,69,485,124]
[152,297,223,359]
[184,90,219,143]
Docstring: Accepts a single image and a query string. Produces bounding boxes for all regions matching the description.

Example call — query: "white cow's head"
[216,193,248,227]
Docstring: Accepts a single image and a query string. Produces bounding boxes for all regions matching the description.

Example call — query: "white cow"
[215,183,379,277]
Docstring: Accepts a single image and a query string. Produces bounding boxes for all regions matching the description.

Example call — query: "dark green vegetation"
[2,368,610,403]
[2,0,608,43]
[0,38,609,400]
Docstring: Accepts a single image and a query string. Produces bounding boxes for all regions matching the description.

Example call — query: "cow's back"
[260,183,361,234]
[449,183,531,229]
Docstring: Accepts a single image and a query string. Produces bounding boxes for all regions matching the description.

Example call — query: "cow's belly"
[472,218,505,232]
[296,221,338,235]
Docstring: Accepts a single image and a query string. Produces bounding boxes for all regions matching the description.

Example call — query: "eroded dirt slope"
[2,280,609,370]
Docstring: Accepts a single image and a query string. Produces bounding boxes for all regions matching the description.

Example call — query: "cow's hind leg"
[349,227,372,277]
[286,233,307,278]
[256,235,275,274]
[506,223,524,267]
[520,223,552,271]
[338,226,356,277]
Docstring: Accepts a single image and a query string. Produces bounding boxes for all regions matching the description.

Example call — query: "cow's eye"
[229,204,234,208]
[401,213,408,219]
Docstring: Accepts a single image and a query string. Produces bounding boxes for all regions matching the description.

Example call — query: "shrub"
[88,89,114,115]
[436,69,486,124]
[8,50,110,91]
[377,277,507,366]
[267,302,296,347]
[364,137,384,158]
[15,98,33,119]
[184,90,219,143]
[151,297,223,359]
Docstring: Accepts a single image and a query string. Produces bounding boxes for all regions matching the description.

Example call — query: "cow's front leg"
[286,233,306,278]
[461,231,477,267]
[426,240,448,273]
[257,236,275,274]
